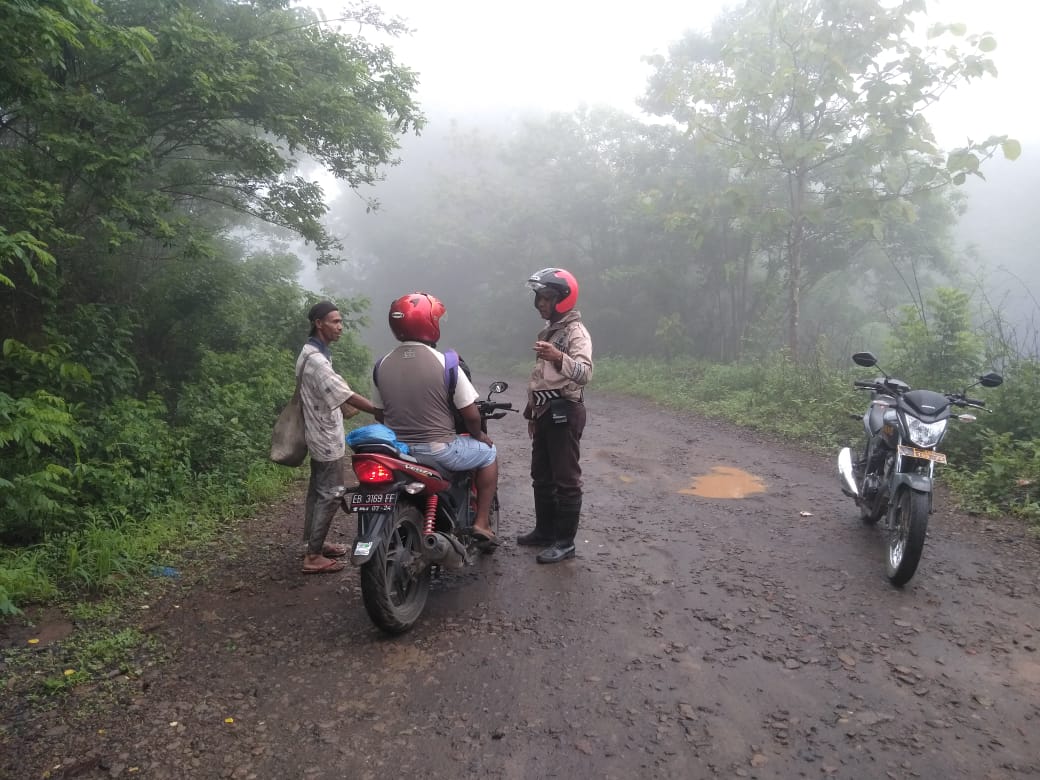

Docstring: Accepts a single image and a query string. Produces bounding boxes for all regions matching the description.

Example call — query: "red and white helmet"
[527,267,579,315]
[388,292,446,343]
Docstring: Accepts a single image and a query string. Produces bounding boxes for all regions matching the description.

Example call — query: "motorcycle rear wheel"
[885,488,929,586]
[360,505,430,635]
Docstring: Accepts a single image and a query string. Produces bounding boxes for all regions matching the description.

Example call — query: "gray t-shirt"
[370,342,478,445]
[296,344,355,462]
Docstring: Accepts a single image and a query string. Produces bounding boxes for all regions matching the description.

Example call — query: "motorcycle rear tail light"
[353,459,394,483]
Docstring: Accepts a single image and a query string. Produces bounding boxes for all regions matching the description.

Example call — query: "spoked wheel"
[885,488,929,587]
[359,505,430,634]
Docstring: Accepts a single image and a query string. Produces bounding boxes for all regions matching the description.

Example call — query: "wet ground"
[2,385,1039,779]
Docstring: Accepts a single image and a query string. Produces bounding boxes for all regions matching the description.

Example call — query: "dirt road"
[3,386,1039,779]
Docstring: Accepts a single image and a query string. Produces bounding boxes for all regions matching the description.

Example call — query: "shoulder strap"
[372,355,386,389]
[443,349,459,398]
[295,349,319,385]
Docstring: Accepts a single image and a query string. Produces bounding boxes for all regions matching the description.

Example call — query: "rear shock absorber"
[423,494,438,536]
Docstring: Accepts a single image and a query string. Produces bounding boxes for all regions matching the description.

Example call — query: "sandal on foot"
[301,558,346,574]
[470,529,500,549]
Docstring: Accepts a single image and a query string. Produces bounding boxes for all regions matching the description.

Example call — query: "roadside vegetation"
[1,0,414,617]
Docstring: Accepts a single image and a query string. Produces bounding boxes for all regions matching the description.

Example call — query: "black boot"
[517,493,555,547]
[536,540,575,564]
[536,499,580,564]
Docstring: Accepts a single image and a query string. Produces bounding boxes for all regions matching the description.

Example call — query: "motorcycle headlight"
[905,417,947,448]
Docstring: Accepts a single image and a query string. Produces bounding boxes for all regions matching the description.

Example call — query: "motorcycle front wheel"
[359,505,430,635]
[885,488,929,586]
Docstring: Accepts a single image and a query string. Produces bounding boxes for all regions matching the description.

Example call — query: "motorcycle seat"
[350,442,420,463]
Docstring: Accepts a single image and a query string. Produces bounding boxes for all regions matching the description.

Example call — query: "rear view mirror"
[852,352,877,368]
[489,381,508,395]
[979,372,1003,388]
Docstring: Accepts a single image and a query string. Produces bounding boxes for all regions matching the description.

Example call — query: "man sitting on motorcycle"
[369,292,500,546]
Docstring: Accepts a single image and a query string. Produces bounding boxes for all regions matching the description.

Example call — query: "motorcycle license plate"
[348,490,398,512]
[898,444,947,464]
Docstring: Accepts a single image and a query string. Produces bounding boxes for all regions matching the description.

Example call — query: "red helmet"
[388,292,446,343]
[527,267,578,315]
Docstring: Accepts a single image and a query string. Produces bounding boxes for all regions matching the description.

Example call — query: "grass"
[593,354,859,452]
[0,461,300,616]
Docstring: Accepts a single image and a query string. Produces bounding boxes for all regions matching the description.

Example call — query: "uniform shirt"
[526,310,593,417]
[370,342,479,445]
[297,342,355,462]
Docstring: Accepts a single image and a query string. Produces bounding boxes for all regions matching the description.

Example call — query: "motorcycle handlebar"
[477,400,516,419]
[946,394,988,410]
[853,380,878,390]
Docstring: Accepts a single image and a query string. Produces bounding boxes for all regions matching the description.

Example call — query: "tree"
[0,0,422,342]
[641,0,1020,358]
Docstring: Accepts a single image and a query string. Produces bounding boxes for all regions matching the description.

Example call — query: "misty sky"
[318,0,1036,148]
[303,0,1037,321]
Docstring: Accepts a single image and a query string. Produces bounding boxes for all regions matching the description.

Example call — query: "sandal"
[301,557,346,574]
[470,528,500,549]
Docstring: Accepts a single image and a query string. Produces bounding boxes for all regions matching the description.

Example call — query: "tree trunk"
[786,169,807,358]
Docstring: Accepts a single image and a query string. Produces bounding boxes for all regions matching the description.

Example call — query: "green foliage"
[1,0,421,322]
[947,431,1040,520]
[887,287,983,388]
[176,347,292,475]
[2,337,93,400]
[0,390,80,544]
[0,550,58,616]
[640,0,1016,357]
[60,306,141,405]
[75,396,191,513]
[48,513,180,591]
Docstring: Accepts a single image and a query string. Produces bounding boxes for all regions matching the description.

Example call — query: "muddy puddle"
[680,466,766,498]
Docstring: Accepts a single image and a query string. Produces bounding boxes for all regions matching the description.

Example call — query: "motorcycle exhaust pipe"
[422,532,466,570]
[837,447,859,498]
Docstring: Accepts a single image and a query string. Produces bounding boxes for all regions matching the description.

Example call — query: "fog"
[299,0,1040,361]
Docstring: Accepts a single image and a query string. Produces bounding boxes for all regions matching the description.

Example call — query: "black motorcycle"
[345,381,516,634]
[837,352,1003,586]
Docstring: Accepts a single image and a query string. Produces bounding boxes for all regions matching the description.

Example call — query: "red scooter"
[346,381,515,634]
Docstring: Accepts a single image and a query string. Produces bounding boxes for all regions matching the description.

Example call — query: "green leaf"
[1001,139,1022,160]
[977,36,997,53]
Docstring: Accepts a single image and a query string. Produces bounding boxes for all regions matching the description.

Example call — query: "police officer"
[518,268,593,563]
